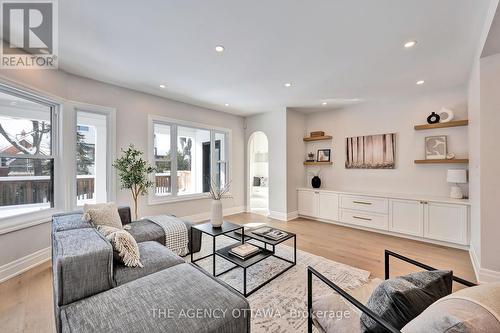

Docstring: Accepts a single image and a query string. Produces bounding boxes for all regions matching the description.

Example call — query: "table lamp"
[447,169,467,199]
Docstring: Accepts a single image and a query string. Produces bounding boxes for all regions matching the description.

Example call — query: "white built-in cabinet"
[389,199,424,237]
[297,188,470,247]
[424,202,468,245]
[298,190,339,221]
[298,190,316,217]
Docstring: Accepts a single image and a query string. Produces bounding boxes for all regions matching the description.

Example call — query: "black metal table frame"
[216,233,297,297]
[190,225,245,277]
[191,226,297,297]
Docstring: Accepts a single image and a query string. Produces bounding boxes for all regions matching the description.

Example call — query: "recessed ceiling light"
[159,84,166,88]
[284,83,292,87]
[215,45,225,52]
[404,40,417,48]
[224,103,230,107]
[416,80,425,85]
[321,102,328,105]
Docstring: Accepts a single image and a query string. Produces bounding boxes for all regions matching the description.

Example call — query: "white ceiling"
[59,0,491,116]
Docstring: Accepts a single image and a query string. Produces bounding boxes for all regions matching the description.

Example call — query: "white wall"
[245,110,287,218]
[301,87,468,197]
[468,59,482,264]
[286,109,306,214]
[0,69,246,269]
[479,53,500,274]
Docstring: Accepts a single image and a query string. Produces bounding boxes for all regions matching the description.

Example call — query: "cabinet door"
[298,190,317,217]
[424,202,468,245]
[318,192,339,221]
[389,199,424,236]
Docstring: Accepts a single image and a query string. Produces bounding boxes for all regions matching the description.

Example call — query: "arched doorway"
[247,131,269,216]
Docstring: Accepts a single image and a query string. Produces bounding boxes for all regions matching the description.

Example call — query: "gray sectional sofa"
[52,207,250,333]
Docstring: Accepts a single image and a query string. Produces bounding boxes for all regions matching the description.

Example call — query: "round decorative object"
[311,176,321,189]
[446,152,455,160]
[438,108,455,123]
[427,112,441,124]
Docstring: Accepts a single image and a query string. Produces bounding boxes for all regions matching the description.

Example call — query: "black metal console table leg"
[212,235,216,276]
[190,229,193,263]
[294,235,297,264]
[243,267,247,296]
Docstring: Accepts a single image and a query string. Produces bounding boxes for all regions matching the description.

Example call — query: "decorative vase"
[210,200,223,228]
[427,112,440,124]
[438,108,454,123]
[311,176,321,189]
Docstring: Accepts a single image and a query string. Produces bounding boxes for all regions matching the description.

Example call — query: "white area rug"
[188,234,370,333]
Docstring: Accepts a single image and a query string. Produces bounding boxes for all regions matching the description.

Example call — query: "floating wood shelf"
[303,135,332,142]
[414,159,469,164]
[303,161,333,166]
[414,120,468,130]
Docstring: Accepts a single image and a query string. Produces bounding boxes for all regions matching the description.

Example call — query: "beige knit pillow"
[97,226,143,268]
[84,203,123,229]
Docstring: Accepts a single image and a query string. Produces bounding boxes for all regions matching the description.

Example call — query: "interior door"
[202,142,211,192]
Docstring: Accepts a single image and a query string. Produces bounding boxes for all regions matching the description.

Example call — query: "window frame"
[72,103,117,208]
[148,115,231,205]
[0,83,61,228]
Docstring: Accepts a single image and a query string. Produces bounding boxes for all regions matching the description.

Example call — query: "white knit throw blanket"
[144,215,189,256]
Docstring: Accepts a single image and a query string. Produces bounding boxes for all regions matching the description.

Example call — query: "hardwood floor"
[0,213,476,333]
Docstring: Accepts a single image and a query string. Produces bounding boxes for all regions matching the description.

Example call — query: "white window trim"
[0,78,116,234]
[147,115,231,205]
[0,82,64,234]
[71,101,117,209]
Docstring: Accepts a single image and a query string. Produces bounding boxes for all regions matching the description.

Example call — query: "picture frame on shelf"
[425,135,447,160]
[317,149,331,162]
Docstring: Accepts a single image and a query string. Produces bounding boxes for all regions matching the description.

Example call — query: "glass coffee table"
[193,222,297,297]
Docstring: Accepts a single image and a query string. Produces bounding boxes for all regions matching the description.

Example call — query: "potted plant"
[113,145,156,220]
[208,179,231,228]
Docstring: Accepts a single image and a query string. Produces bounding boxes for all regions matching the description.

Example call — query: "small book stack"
[228,243,261,260]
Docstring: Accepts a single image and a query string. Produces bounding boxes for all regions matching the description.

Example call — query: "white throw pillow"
[97,225,143,268]
[83,202,123,229]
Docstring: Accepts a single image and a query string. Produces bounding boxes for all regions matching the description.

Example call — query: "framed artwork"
[317,149,331,162]
[345,133,396,169]
[425,135,447,160]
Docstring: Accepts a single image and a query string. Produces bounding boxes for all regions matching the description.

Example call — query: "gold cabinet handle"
[353,201,372,205]
[353,216,372,221]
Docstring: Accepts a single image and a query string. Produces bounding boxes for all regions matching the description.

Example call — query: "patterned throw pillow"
[361,270,453,332]
[83,203,123,229]
[97,225,143,268]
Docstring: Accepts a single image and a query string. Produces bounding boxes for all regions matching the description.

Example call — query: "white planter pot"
[210,200,223,227]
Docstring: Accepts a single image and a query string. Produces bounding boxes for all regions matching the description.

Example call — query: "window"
[0,90,56,219]
[76,111,109,205]
[153,123,172,196]
[151,117,229,202]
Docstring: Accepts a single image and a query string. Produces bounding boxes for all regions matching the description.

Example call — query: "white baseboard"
[268,210,299,221]
[469,246,500,283]
[0,247,51,284]
[181,205,246,223]
[268,211,287,221]
[286,211,299,221]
